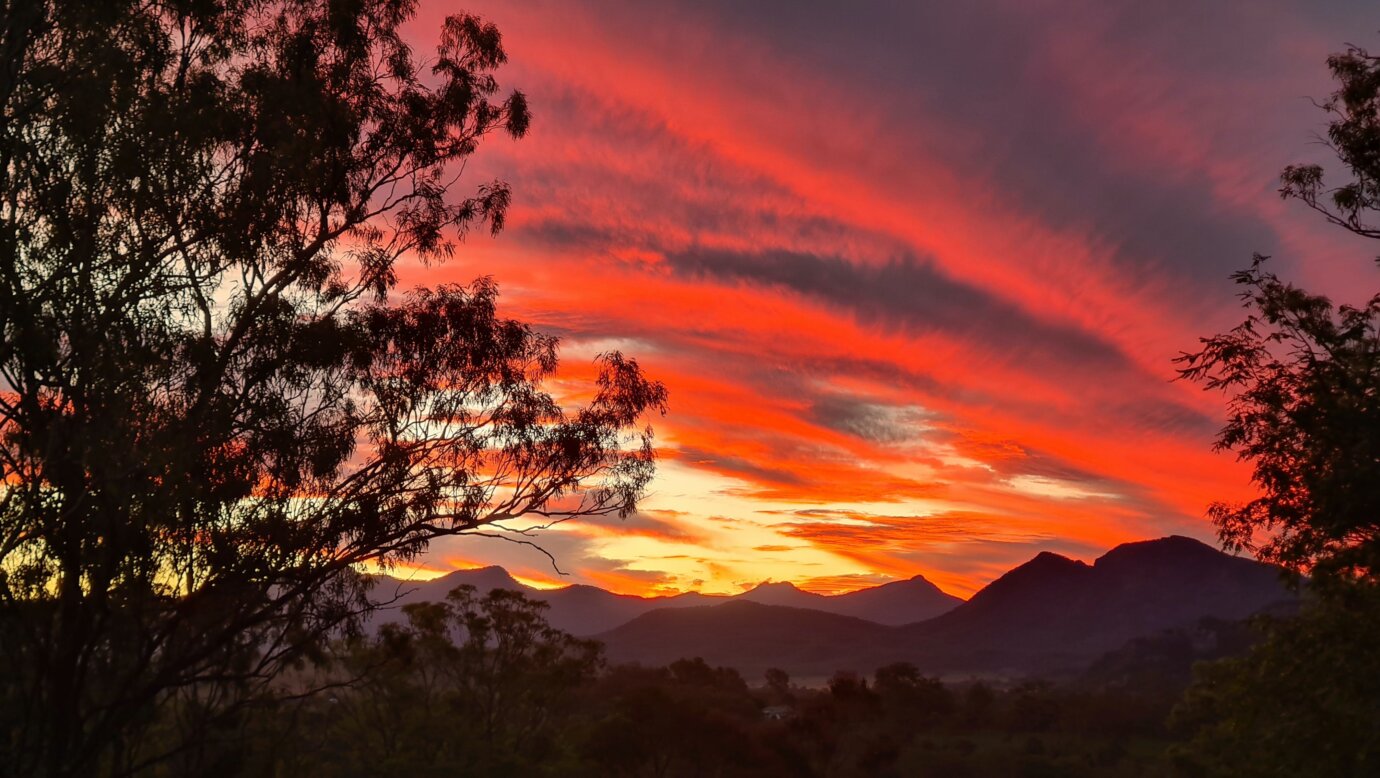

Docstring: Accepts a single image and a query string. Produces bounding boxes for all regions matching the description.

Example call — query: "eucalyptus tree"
[0,1,665,775]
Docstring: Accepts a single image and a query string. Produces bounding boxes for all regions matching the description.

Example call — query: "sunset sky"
[391,0,1379,597]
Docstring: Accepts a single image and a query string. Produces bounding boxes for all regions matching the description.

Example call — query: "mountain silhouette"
[595,600,890,677]
[369,567,714,635]
[592,536,1298,677]
[735,577,961,625]
[368,536,1294,678]
[822,574,965,625]
[736,580,813,607]
[886,535,1295,674]
[369,566,958,635]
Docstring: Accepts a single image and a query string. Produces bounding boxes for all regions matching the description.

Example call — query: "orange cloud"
[383,0,1368,597]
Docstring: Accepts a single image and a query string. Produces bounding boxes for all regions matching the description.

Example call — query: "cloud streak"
[398,0,1377,596]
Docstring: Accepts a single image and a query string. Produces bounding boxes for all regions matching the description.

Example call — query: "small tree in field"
[0,2,665,775]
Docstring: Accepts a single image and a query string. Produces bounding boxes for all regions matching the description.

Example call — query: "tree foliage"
[1176,256,1380,583]
[275,585,604,777]
[104,581,1182,777]
[1169,588,1380,778]
[1173,39,1380,775]
[1178,45,1380,585]
[0,2,665,775]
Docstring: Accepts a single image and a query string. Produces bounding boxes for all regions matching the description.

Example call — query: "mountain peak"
[1094,535,1227,571]
[1027,550,1088,570]
[1002,550,1091,582]
[433,565,523,591]
[747,580,801,593]
[736,579,818,608]
[963,550,1091,608]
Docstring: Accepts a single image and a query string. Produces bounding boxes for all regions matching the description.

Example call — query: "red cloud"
[385,0,1364,595]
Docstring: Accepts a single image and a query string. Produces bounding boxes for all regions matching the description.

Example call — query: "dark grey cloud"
[650,0,1297,288]
[673,445,807,486]
[560,0,1378,296]
[665,246,1131,373]
[807,394,927,444]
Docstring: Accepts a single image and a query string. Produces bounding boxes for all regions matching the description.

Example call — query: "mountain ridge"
[367,535,1296,678]
[367,562,962,634]
[594,535,1298,677]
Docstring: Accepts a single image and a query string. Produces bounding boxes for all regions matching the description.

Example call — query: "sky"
[388,0,1380,598]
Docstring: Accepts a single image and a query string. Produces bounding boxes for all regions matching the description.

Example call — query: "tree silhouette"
[1173,40,1380,774]
[302,585,603,776]
[1170,586,1380,777]
[0,2,664,775]
[1178,45,1380,586]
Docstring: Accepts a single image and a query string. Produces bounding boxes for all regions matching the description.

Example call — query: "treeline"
[128,584,1213,778]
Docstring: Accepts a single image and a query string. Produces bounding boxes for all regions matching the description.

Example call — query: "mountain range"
[370,535,1297,679]
[369,564,962,635]
[882,535,1295,675]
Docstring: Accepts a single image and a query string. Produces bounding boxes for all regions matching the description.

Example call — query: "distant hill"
[592,536,1298,678]
[369,565,959,636]
[1082,617,1263,693]
[889,535,1296,675]
[736,576,961,625]
[371,565,525,606]
[537,585,716,635]
[595,600,891,677]
[368,567,715,635]
[829,575,966,625]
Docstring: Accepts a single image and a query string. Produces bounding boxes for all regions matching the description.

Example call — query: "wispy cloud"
[398,0,1376,595]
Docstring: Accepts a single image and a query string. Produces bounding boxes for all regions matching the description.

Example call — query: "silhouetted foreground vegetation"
[1170,38,1380,778]
[67,582,1335,778]
[0,2,664,774]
